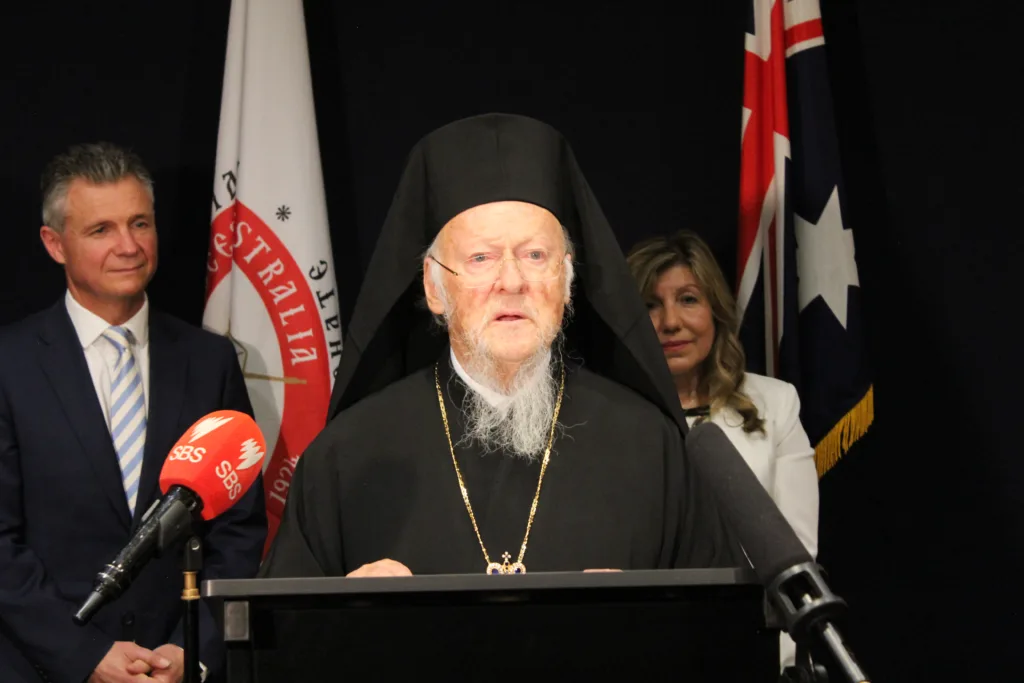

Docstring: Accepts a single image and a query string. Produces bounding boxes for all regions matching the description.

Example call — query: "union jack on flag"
[736,0,873,476]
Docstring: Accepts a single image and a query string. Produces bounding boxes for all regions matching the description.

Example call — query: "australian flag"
[736,0,873,476]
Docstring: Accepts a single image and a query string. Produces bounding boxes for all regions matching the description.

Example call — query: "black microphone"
[73,487,201,625]
[685,421,870,683]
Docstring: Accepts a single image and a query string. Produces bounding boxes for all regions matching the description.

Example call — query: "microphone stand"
[182,535,203,683]
[780,642,830,682]
[769,562,869,683]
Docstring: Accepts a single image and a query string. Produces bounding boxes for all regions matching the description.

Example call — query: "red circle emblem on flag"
[205,201,332,547]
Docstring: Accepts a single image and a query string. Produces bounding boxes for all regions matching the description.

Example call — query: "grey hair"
[424,223,576,326]
[41,142,154,232]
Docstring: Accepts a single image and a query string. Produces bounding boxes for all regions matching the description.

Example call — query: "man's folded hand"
[126,643,184,683]
[89,641,168,682]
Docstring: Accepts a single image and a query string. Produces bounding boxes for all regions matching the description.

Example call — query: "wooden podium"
[203,568,780,681]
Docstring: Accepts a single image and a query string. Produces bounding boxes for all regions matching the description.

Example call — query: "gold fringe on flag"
[814,385,874,478]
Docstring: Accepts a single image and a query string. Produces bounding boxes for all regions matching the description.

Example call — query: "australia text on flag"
[737,0,873,476]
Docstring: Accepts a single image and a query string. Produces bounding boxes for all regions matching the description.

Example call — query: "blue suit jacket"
[0,301,267,683]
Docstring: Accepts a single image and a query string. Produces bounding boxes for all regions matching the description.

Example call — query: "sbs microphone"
[685,421,870,683]
[73,410,266,625]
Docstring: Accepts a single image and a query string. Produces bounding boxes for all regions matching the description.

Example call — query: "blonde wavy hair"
[626,230,765,434]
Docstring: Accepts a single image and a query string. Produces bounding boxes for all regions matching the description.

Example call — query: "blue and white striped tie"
[102,326,146,516]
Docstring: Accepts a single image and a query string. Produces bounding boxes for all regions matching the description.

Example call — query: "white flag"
[204,0,341,551]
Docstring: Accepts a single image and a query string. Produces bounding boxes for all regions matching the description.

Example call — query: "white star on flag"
[795,186,860,329]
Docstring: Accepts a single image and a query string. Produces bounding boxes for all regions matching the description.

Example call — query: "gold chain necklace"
[434,361,565,575]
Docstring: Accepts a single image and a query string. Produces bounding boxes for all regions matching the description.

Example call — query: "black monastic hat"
[327,113,687,433]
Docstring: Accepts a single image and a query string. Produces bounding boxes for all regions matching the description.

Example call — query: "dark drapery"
[0,1,1018,679]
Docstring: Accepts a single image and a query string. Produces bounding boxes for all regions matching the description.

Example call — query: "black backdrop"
[1,1,1020,680]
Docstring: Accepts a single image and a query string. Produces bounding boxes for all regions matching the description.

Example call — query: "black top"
[682,405,712,419]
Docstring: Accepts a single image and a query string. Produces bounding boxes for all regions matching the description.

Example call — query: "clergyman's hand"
[88,641,166,682]
[347,559,413,577]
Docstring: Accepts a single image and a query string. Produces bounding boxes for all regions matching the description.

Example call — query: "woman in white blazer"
[627,230,819,669]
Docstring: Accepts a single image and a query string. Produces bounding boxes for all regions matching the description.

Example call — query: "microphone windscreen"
[158,410,266,520]
[685,421,812,583]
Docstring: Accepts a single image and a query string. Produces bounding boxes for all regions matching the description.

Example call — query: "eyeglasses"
[429,249,567,289]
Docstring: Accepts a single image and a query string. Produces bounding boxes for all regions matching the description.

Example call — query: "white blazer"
[685,372,820,671]
[686,372,819,557]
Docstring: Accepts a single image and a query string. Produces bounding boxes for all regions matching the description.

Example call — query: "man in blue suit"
[0,142,267,683]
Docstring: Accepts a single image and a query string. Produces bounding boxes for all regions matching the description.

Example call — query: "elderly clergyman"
[260,114,741,577]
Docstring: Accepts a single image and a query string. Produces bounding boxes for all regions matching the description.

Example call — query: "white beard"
[428,256,570,461]
[453,342,559,461]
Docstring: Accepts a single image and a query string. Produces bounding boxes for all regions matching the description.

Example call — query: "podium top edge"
[202,567,760,598]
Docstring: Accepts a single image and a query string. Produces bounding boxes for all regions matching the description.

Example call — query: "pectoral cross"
[486,552,526,575]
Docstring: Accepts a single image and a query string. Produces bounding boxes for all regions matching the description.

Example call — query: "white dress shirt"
[65,290,150,430]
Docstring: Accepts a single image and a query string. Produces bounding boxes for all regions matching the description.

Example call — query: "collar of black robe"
[436,350,470,436]
[327,113,688,436]
[437,347,563,433]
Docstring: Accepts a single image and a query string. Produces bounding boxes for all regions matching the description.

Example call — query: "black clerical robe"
[261,357,739,576]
